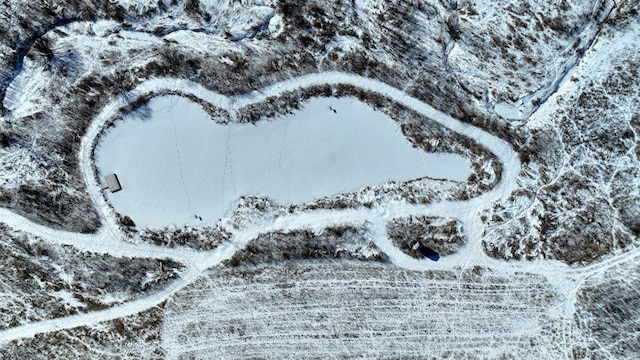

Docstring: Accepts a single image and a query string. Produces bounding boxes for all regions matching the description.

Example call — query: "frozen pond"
[95,95,471,228]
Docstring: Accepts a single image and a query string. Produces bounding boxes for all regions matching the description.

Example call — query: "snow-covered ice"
[95,95,471,228]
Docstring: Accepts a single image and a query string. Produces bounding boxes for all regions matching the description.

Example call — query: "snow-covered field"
[163,262,566,359]
[95,95,470,228]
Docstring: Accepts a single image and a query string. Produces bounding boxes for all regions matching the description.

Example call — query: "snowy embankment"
[95,95,471,228]
[0,71,522,343]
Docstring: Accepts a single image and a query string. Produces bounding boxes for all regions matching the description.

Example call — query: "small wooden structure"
[104,173,122,193]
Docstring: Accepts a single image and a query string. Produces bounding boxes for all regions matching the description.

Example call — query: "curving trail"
[0,71,558,344]
[80,72,521,242]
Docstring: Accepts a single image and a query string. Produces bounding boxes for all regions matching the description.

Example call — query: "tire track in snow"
[221,127,238,207]
[277,119,291,203]
[169,106,192,212]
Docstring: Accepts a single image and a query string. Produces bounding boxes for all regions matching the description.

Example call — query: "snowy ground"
[95,95,470,228]
[0,65,638,357]
[163,262,566,359]
[0,2,638,356]
[0,69,527,346]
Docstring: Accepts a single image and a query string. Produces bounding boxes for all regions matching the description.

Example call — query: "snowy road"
[0,71,615,344]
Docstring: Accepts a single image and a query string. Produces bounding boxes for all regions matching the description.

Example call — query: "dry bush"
[386,215,466,257]
[223,224,386,267]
